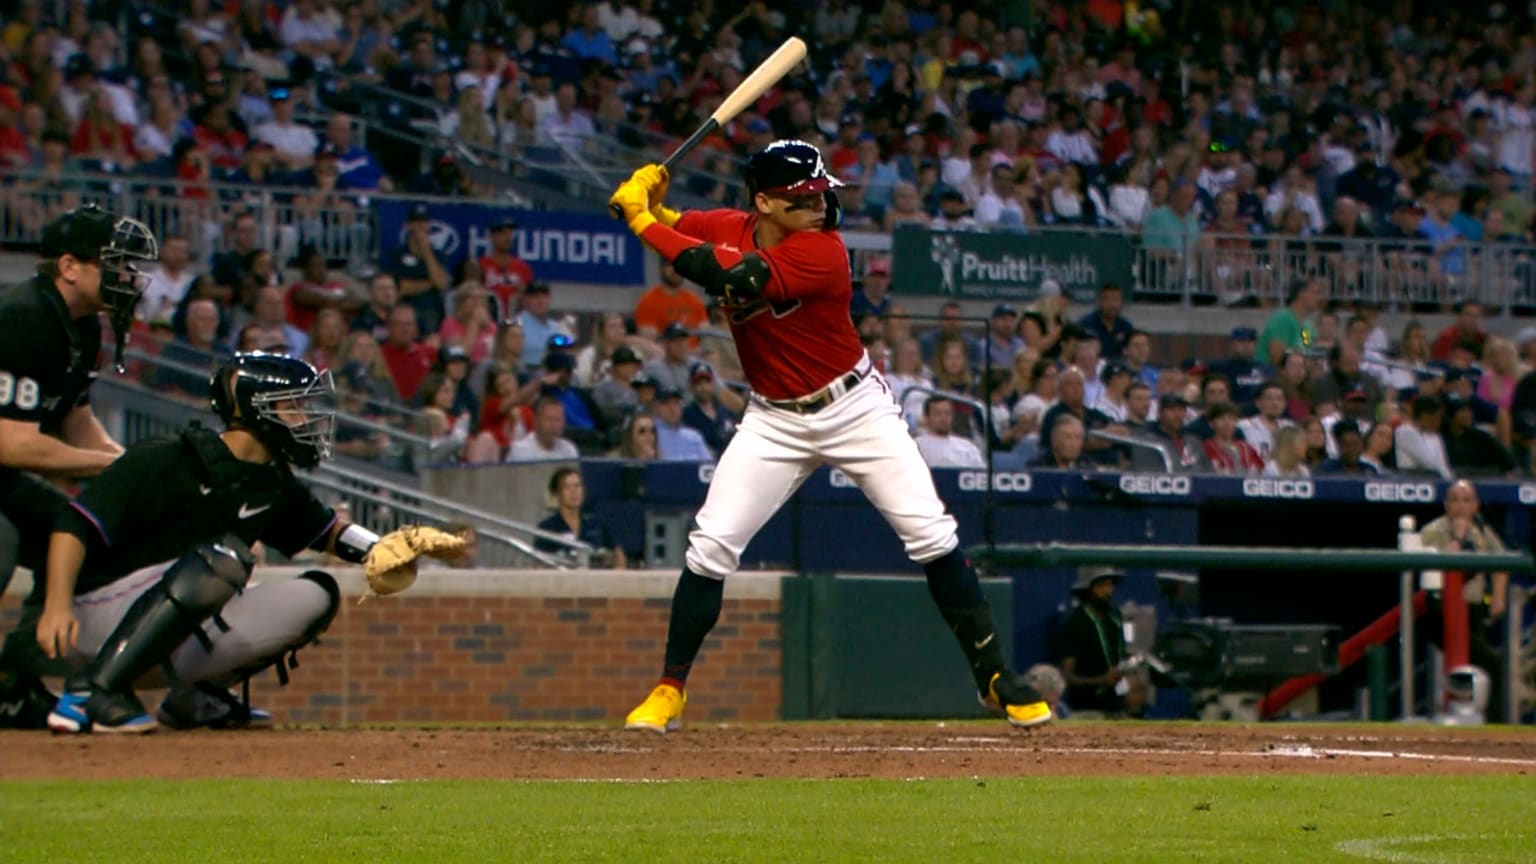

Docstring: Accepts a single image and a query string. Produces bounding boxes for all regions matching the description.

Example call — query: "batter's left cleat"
[624,683,686,733]
[0,674,57,730]
[980,672,1053,728]
[157,683,274,731]
[47,689,158,734]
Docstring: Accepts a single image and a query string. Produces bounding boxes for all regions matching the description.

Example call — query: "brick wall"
[0,570,785,725]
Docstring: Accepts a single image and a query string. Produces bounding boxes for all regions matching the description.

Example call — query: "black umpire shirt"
[0,274,103,484]
[57,424,337,594]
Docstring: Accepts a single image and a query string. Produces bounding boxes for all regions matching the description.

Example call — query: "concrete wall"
[1,567,784,725]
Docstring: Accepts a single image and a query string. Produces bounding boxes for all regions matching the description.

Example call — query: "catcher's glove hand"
[360,525,469,602]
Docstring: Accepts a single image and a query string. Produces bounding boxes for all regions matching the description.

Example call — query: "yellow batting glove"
[609,178,656,235]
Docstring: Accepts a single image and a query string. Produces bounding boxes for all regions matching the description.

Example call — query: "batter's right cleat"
[157,683,274,731]
[47,689,158,735]
[980,672,1053,728]
[624,683,686,733]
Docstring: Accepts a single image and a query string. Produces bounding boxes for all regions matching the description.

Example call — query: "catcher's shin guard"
[71,535,255,694]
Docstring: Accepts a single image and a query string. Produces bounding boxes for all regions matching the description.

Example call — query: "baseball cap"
[1343,386,1369,401]
[439,344,469,364]
[992,302,1019,318]
[544,351,575,372]
[865,257,891,276]
[490,214,517,231]
[655,383,685,400]
[524,281,551,295]
[689,362,715,382]
[269,86,291,102]
[407,202,431,221]
[631,372,656,390]
[611,345,642,365]
[662,322,690,340]
[1037,278,1063,298]
[1159,392,1190,408]
[1072,566,1125,593]
[1230,326,1257,341]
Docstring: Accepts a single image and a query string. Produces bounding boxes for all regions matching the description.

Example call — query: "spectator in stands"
[1396,395,1453,479]
[915,395,985,469]
[210,211,262,295]
[1259,278,1324,367]
[538,82,596,150]
[1361,422,1397,474]
[71,86,137,168]
[1149,393,1207,472]
[652,385,713,462]
[982,303,1026,370]
[1140,179,1201,253]
[1202,401,1264,475]
[514,282,569,370]
[474,215,533,321]
[886,338,933,432]
[380,305,434,402]
[1039,368,1119,466]
[320,113,389,191]
[1315,420,1378,476]
[1263,425,1310,478]
[1029,414,1087,470]
[416,371,471,462]
[1443,395,1516,477]
[593,345,645,428]
[278,0,341,64]
[441,84,494,150]
[303,308,347,373]
[157,297,230,399]
[384,203,451,334]
[634,261,708,340]
[1313,341,1383,412]
[1210,327,1267,407]
[611,411,660,460]
[287,244,354,332]
[192,101,248,170]
[1432,300,1486,362]
[851,257,892,320]
[138,233,195,326]
[464,364,532,464]
[536,466,626,568]
[1021,280,1070,361]
[682,363,741,454]
[1237,381,1292,460]
[439,283,497,364]
[975,161,1030,229]
[1060,567,1145,718]
[644,323,696,404]
[1476,338,1521,418]
[350,272,398,344]
[916,301,973,368]
[1077,282,1134,360]
[931,188,980,230]
[410,152,477,198]
[252,86,314,171]
[508,395,580,462]
[536,351,605,447]
[1444,368,1500,426]
[247,284,308,359]
[332,364,391,461]
[1092,361,1134,423]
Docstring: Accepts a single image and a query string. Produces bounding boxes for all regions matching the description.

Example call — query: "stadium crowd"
[4,0,1536,482]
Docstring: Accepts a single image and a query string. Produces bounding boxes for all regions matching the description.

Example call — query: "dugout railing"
[970,541,1533,724]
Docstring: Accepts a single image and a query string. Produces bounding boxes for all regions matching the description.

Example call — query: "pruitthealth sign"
[891,225,1133,303]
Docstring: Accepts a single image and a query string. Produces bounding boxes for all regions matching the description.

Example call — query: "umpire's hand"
[36,604,79,659]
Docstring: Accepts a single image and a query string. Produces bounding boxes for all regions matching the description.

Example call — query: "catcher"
[32,352,464,733]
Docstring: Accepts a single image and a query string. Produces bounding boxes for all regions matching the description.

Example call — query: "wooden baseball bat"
[608,36,808,219]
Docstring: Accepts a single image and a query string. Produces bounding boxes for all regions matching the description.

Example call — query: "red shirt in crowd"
[192,125,248,169]
[287,279,349,332]
[71,120,138,160]
[381,340,434,401]
[479,252,534,321]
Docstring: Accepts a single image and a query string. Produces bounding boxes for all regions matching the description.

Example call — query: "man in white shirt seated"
[508,396,581,462]
[653,386,714,462]
[1394,394,1453,479]
[1236,381,1294,460]
[915,396,986,468]
[253,86,318,171]
[138,233,197,325]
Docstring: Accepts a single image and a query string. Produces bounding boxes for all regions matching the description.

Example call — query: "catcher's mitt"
[360,525,469,601]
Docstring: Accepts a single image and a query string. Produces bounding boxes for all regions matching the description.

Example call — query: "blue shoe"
[157,684,273,730]
[48,690,158,734]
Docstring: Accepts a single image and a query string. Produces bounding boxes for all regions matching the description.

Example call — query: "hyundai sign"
[376,202,646,286]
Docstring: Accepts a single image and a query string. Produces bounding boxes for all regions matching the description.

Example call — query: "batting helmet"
[212,353,337,469]
[744,140,846,228]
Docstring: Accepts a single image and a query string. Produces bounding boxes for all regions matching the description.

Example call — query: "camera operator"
[1060,566,1147,717]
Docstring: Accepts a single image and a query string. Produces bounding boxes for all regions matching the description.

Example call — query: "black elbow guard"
[674,244,770,305]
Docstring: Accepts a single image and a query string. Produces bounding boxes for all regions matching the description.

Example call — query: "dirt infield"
[3,723,1533,781]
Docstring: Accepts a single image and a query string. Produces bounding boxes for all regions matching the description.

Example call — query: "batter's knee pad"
[76,535,255,694]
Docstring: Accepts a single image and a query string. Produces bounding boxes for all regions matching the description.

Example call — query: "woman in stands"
[886,338,933,433]
[304,308,347,372]
[1362,421,1398,474]
[336,331,400,408]
[1301,417,1330,470]
[1263,425,1310,478]
[71,87,137,169]
[465,365,533,464]
[610,412,660,462]
[440,283,497,363]
[573,312,632,390]
[416,373,471,464]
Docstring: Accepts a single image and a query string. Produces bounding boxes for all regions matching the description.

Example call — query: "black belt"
[763,370,865,415]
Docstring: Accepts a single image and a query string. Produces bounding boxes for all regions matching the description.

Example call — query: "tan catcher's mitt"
[361,525,470,601]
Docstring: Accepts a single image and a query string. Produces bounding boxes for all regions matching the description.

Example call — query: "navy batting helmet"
[745,140,846,229]
[212,353,336,469]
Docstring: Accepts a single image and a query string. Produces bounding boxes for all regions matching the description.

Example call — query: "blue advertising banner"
[375,201,646,285]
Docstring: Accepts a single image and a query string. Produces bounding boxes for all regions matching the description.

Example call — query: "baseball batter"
[609,141,1051,731]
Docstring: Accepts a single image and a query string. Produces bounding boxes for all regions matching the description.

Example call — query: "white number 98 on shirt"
[0,372,41,410]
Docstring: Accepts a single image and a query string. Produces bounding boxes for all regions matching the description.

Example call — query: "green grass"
[3,776,1533,863]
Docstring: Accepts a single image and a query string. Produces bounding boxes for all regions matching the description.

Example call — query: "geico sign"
[1364,482,1437,502]
[1120,474,1192,495]
[957,471,1033,492]
[1241,478,1315,499]
[698,465,714,484]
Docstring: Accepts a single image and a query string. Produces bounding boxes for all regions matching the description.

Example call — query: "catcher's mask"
[39,204,159,373]
[212,352,337,468]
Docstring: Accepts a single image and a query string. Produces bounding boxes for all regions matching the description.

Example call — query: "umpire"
[0,204,158,728]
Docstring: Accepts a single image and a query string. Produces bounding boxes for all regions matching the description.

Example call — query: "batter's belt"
[756,354,873,415]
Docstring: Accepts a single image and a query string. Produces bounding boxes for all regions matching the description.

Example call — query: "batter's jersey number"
[0,372,41,410]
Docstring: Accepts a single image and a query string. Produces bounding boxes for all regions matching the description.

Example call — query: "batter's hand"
[36,605,78,659]
[609,174,656,234]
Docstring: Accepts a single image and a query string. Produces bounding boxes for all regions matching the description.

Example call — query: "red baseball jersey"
[675,210,862,400]
[479,254,534,319]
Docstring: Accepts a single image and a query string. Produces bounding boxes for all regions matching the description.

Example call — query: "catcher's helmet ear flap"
[212,352,336,468]
[745,139,845,198]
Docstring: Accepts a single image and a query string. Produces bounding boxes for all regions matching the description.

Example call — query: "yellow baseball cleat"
[981,672,1054,728]
[624,683,687,733]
